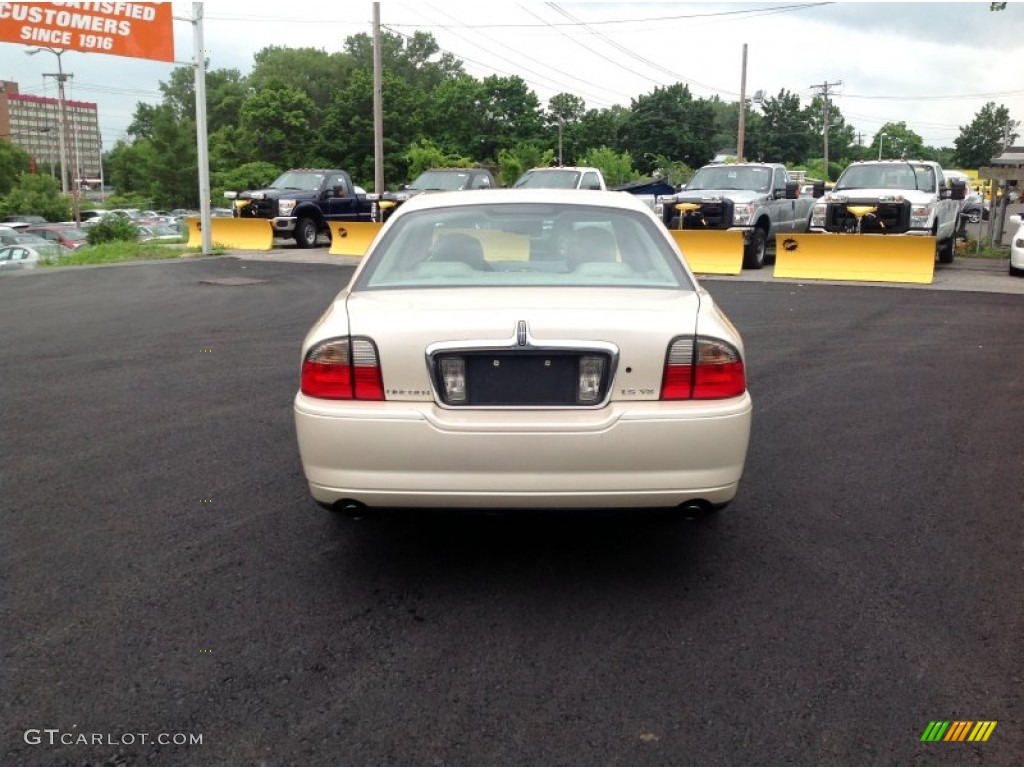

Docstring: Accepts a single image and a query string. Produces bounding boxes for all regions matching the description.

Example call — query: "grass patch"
[45,239,223,267]
[956,238,1010,260]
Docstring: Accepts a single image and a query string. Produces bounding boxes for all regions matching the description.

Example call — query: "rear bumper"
[294,393,753,510]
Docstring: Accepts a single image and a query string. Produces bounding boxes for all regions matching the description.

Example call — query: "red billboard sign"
[0,2,175,62]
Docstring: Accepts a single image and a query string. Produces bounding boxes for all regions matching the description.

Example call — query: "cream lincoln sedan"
[294,189,752,514]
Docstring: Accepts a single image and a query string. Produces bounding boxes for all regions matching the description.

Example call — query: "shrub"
[86,215,140,245]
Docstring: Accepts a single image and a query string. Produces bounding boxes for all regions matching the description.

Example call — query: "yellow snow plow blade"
[327,221,384,256]
[185,216,274,251]
[773,233,936,284]
[668,230,744,275]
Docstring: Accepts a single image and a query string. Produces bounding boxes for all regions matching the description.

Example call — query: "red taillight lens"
[661,337,745,400]
[661,340,694,400]
[301,337,384,400]
[692,339,745,398]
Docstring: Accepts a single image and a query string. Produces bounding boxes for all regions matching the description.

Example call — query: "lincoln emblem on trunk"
[517,321,527,346]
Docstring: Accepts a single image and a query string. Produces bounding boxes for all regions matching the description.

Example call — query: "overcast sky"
[1,1,1022,156]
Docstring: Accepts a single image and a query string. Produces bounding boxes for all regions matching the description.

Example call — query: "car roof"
[523,166,601,173]
[391,188,650,215]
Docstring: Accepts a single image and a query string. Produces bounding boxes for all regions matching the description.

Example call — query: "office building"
[0,80,102,188]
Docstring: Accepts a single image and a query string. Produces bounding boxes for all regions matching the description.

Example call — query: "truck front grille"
[664,200,734,230]
[826,201,911,233]
[237,199,276,219]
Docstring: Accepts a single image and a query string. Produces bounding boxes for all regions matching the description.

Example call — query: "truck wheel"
[743,228,767,269]
[295,217,318,249]
[937,236,955,264]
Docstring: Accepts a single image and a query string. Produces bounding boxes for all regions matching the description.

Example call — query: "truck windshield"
[270,171,326,191]
[410,171,472,191]
[686,166,771,192]
[834,164,935,193]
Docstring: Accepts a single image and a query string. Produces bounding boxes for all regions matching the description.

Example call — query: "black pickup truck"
[224,169,379,248]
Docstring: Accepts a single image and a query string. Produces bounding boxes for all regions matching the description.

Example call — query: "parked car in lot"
[0,240,72,269]
[1,214,47,225]
[960,193,990,224]
[22,224,89,250]
[293,189,753,514]
[138,223,184,242]
[1009,214,1023,277]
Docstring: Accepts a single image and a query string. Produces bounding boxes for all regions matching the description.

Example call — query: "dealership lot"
[2,257,1022,766]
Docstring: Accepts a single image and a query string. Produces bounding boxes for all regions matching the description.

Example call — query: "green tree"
[757,89,813,165]
[953,102,1019,167]
[248,47,352,116]
[105,137,153,197]
[873,122,925,160]
[546,93,586,164]
[0,141,32,196]
[422,75,486,159]
[345,30,463,91]
[577,146,642,187]
[211,161,282,201]
[147,104,198,208]
[577,105,630,158]
[804,95,856,164]
[404,139,474,179]
[238,82,316,169]
[155,65,247,131]
[620,83,716,170]
[497,143,554,187]
[0,173,70,221]
[474,75,543,165]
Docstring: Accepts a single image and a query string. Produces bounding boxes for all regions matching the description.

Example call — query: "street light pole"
[878,133,887,161]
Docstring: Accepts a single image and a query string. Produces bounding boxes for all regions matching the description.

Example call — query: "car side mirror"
[784,181,799,199]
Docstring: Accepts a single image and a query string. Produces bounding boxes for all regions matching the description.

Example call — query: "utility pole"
[810,80,841,181]
[27,46,79,223]
[737,44,748,162]
[557,114,563,166]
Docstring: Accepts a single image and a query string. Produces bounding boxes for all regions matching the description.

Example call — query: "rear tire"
[295,217,318,249]
[743,227,767,269]
[1010,263,1024,277]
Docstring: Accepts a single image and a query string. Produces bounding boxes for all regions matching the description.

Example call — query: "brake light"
[301,337,384,400]
[661,337,745,400]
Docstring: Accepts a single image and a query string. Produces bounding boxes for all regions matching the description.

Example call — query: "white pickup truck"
[808,160,967,263]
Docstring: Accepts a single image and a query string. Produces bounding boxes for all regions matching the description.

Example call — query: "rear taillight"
[301,337,384,400]
[660,337,745,400]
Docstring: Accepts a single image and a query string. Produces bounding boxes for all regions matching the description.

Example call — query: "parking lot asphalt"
[2,257,1023,766]
[218,244,1024,295]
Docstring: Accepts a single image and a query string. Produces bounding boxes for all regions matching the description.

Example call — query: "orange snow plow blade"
[773,233,936,284]
[185,216,274,251]
[328,221,383,256]
[669,230,744,275]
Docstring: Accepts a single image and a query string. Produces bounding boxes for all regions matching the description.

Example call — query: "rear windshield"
[354,203,693,291]
[410,171,472,191]
[513,170,582,189]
